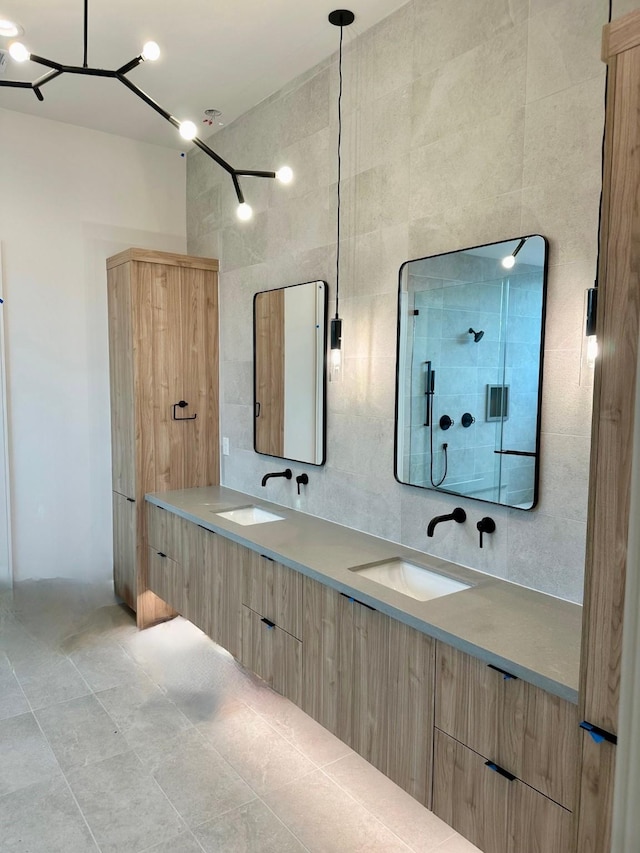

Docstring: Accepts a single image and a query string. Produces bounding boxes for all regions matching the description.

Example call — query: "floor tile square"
[0,712,62,796]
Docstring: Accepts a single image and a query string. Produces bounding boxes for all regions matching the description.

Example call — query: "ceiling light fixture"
[501,237,526,269]
[0,18,22,37]
[329,8,354,379]
[0,0,291,221]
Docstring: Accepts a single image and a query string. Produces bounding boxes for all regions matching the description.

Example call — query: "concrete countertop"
[146,485,582,704]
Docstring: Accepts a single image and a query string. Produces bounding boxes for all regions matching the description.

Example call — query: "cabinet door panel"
[436,643,524,778]
[352,603,389,774]
[433,729,510,853]
[241,606,302,706]
[510,780,573,853]
[113,492,137,610]
[387,620,435,807]
[522,683,578,810]
[107,264,135,498]
[302,578,354,743]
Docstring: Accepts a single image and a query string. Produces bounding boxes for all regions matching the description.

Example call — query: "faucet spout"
[427,507,466,537]
[261,468,293,487]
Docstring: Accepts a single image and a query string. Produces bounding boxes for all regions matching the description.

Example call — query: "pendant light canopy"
[1,0,292,221]
[329,9,354,374]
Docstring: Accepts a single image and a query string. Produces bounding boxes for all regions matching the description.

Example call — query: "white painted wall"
[0,108,186,583]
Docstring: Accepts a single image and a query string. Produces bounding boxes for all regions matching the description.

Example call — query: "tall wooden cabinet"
[107,248,219,628]
[576,11,640,850]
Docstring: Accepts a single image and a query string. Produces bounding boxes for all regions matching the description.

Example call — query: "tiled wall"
[187,0,615,602]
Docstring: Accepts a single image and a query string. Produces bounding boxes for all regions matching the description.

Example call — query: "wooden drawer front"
[387,621,435,807]
[433,729,510,853]
[147,503,183,562]
[147,547,184,613]
[511,779,573,853]
[113,491,137,610]
[436,643,525,778]
[522,683,578,810]
[240,605,302,706]
[243,551,303,640]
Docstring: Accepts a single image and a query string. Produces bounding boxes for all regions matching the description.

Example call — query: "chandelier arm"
[117,56,144,76]
[230,172,245,204]
[0,80,34,89]
[34,69,64,88]
[29,54,64,72]
[116,73,177,125]
[235,169,277,179]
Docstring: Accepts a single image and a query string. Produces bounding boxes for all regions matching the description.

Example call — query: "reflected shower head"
[468,327,484,343]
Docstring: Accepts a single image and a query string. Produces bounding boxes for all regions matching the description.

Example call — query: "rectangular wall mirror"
[395,235,547,510]
[254,280,327,466]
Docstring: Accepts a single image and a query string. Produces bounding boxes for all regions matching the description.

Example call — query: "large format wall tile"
[187,0,609,602]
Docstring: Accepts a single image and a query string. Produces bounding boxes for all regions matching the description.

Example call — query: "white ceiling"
[0,0,407,148]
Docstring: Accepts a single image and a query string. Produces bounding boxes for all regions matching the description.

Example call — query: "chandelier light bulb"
[501,254,516,270]
[276,166,293,184]
[141,41,160,61]
[179,120,197,140]
[237,202,253,221]
[9,42,30,62]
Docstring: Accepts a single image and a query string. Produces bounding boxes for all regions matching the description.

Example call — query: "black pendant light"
[329,9,354,374]
[1,0,293,220]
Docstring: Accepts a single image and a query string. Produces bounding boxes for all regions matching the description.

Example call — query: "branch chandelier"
[0,0,293,220]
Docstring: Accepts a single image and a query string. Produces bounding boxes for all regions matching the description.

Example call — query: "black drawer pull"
[126,497,135,503]
[157,552,167,558]
[340,592,376,611]
[261,554,275,562]
[261,617,276,629]
[485,761,516,781]
[488,663,518,681]
[580,721,618,746]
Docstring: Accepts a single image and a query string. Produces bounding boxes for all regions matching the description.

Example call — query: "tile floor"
[0,579,480,853]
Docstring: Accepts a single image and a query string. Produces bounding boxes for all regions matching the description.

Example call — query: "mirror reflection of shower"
[395,235,546,510]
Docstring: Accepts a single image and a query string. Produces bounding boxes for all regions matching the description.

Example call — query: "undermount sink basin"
[350,558,471,602]
[215,506,285,526]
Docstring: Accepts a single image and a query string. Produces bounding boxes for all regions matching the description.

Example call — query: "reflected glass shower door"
[0,248,11,590]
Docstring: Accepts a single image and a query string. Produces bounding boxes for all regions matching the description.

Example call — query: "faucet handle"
[296,473,309,495]
[476,516,496,548]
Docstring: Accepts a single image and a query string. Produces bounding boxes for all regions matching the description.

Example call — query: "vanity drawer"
[436,642,525,779]
[147,546,185,613]
[433,728,510,853]
[242,551,303,640]
[433,729,573,853]
[147,502,184,563]
[240,605,302,706]
[435,642,578,810]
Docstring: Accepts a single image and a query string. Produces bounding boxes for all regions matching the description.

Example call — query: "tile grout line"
[59,773,105,853]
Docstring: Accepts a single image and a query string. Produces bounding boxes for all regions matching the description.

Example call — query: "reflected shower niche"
[394,235,548,510]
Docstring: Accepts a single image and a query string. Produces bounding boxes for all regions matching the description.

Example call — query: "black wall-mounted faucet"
[296,473,309,495]
[261,468,292,487]
[427,507,466,537]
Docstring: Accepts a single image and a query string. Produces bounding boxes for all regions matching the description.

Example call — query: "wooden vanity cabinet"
[107,249,219,629]
[242,552,303,640]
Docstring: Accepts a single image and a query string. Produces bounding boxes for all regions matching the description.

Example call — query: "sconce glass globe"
[141,41,160,61]
[276,166,293,184]
[9,42,30,62]
[179,120,197,140]
[237,202,253,221]
[501,254,516,270]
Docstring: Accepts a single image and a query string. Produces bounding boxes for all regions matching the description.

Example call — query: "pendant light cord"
[83,0,89,68]
[335,23,344,322]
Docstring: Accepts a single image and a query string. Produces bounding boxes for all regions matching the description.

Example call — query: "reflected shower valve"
[439,414,454,430]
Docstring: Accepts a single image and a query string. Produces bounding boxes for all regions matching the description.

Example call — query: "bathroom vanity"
[144,485,580,853]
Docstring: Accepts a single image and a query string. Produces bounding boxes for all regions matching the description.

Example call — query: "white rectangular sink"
[350,559,471,602]
[215,506,285,526]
